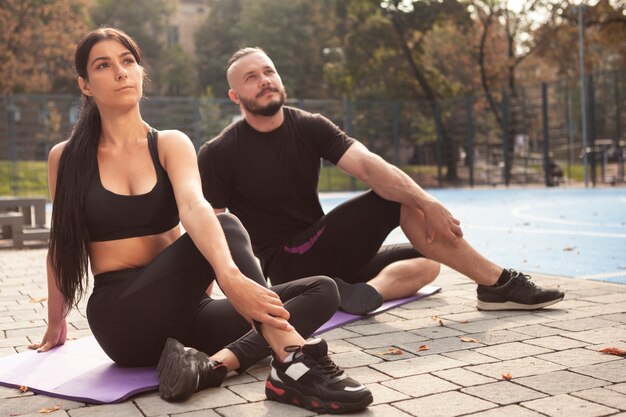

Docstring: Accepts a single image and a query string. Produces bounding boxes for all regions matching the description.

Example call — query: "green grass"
[0,161,49,197]
[0,160,601,198]
[318,165,440,192]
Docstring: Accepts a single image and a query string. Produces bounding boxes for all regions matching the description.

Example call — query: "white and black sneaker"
[266,338,373,414]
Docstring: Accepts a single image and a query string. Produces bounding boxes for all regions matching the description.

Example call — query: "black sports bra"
[84,130,180,242]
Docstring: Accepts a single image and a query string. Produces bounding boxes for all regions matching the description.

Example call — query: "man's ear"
[228,89,240,104]
[77,76,92,96]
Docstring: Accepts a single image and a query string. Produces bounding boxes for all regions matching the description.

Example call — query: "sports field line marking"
[511,204,626,229]
[466,224,626,239]
[577,270,626,279]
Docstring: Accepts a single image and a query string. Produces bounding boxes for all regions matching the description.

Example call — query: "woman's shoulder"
[48,140,69,163]
[154,129,194,152]
[155,129,191,143]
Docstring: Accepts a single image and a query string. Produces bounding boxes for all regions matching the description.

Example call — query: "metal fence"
[1,68,624,196]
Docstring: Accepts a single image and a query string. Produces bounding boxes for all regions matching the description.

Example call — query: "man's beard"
[239,87,286,117]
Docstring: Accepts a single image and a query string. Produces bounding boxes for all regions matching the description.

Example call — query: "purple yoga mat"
[0,284,440,404]
[0,336,158,404]
[314,284,441,335]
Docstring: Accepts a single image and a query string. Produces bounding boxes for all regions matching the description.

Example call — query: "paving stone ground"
[1,247,625,417]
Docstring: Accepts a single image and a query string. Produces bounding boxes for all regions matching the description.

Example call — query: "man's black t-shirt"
[198,106,354,256]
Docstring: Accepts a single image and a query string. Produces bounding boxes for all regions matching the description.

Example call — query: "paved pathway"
[1,248,625,416]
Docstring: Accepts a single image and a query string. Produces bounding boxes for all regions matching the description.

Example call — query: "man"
[198,47,564,315]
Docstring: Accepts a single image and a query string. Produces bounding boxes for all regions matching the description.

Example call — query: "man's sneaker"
[332,277,383,315]
[476,269,564,311]
[265,338,373,414]
[157,338,228,401]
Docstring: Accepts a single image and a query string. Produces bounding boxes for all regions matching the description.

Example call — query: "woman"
[30,27,372,414]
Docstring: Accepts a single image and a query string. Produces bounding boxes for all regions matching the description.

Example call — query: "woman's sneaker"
[265,338,373,414]
[157,338,228,401]
[476,269,564,310]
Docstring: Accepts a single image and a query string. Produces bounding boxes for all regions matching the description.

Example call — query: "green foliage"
[90,0,177,94]
[0,161,49,197]
[0,0,90,94]
[195,0,339,99]
[195,0,244,99]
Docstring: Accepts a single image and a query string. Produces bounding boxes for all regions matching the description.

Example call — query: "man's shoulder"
[284,106,330,129]
[200,119,243,153]
[284,105,317,120]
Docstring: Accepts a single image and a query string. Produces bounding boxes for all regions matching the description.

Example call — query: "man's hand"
[422,200,463,246]
[220,272,293,331]
[29,320,67,352]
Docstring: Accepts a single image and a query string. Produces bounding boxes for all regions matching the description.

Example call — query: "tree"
[0,0,90,94]
[90,0,176,94]
[469,1,562,129]
[195,0,339,99]
[195,0,244,99]
[341,0,470,180]
[534,0,626,76]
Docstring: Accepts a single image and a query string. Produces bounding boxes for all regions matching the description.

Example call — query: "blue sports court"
[320,187,626,285]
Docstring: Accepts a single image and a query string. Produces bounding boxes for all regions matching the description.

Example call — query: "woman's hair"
[49,27,142,312]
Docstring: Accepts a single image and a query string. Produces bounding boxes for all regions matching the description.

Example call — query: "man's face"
[227,52,286,117]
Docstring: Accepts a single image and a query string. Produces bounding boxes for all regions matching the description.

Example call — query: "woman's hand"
[220,272,293,331]
[29,320,67,352]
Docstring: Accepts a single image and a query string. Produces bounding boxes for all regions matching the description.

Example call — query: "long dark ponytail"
[49,27,143,312]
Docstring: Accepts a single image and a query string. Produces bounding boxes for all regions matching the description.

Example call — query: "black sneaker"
[157,338,228,401]
[266,338,373,414]
[476,269,564,311]
[332,277,383,315]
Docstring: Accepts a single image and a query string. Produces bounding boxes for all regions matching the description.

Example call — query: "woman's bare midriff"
[89,226,181,275]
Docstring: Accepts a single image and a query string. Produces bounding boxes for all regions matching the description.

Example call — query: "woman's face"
[78,39,143,110]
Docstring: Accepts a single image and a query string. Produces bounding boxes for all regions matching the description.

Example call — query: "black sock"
[494,269,511,287]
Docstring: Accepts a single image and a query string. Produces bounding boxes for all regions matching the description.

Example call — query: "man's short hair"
[226,47,266,70]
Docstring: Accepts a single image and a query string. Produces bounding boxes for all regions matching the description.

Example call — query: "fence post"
[193,97,202,150]
[502,88,510,186]
[615,70,624,183]
[541,83,551,186]
[392,101,400,166]
[343,97,356,190]
[588,74,596,185]
[434,101,443,187]
[466,94,474,187]
[7,96,19,195]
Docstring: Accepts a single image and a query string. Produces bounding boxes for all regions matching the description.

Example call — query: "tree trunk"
[389,14,458,181]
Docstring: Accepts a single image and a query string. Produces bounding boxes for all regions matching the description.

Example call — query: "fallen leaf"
[29,296,47,303]
[417,345,429,352]
[377,348,404,356]
[502,373,513,380]
[599,347,626,357]
[460,337,480,343]
[438,319,444,327]
[18,385,28,393]
[37,405,61,414]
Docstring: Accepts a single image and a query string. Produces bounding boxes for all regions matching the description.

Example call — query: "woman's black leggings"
[86,213,340,370]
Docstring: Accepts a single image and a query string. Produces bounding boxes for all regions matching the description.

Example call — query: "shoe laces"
[314,355,344,379]
[510,269,536,288]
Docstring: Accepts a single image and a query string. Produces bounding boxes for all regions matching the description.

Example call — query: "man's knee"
[423,259,441,283]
